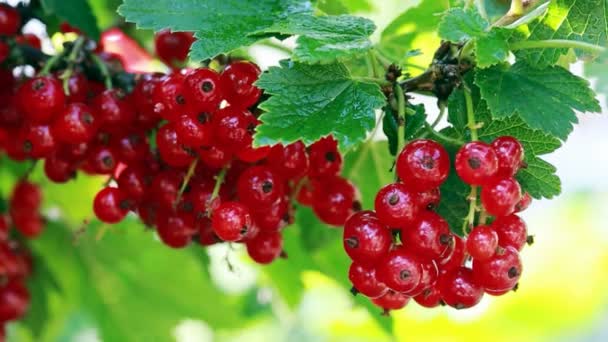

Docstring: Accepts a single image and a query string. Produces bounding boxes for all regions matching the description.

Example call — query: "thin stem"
[462,186,478,234]
[464,86,479,141]
[459,40,475,63]
[208,166,228,208]
[510,39,606,54]
[510,0,524,15]
[372,50,392,69]
[430,103,447,129]
[395,84,406,154]
[479,208,489,225]
[61,36,86,94]
[174,158,199,209]
[422,123,465,146]
[39,53,63,75]
[493,0,549,27]
[90,53,113,89]
[367,50,381,78]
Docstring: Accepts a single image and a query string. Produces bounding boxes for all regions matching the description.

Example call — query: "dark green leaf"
[41,0,100,39]
[405,104,428,139]
[475,62,601,140]
[437,169,470,237]
[254,60,386,151]
[516,156,561,199]
[476,28,511,68]
[438,8,488,42]
[382,106,398,156]
[298,206,337,251]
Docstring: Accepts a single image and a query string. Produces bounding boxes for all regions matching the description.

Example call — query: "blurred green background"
[2,0,608,341]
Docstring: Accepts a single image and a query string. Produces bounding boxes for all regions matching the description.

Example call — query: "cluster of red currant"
[344,138,532,313]
[0,181,44,338]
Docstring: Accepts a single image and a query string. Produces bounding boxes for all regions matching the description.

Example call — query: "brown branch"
[493,0,549,27]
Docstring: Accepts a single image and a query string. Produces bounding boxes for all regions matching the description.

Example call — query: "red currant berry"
[17,76,65,123]
[64,72,89,103]
[0,216,8,242]
[246,231,284,264]
[184,68,223,112]
[491,136,524,178]
[417,188,441,210]
[86,145,118,174]
[199,144,232,169]
[308,136,342,178]
[438,235,466,271]
[112,131,150,165]
[437,267,484,309]
[16,34,41,49]
[371,290,410,313]
[13,213,43,238]
[11,181,41,210]
[313,176,358,226]
[296,180,315,207]
[472,246,522,292]
[44,153,76,183]
[0,4,21,35]
[52,103,98,144]
[414,286,443,308]
[92,89,136,133]
[374,182,420,227]
[198,217,219,246]
[396,139,450,191]
[157,123,196,167]
[376,247,423,293]
[156,211,196,248]
[466,225,498,261]
[93,187,130,223]
[515,192,532,213]
[236,143,271,163]
[267,141,309,180]
[401,211,452,261]
[407,259,440,296]
[0,41,9,64]
[348,262,389,298]
[237,165,284,208]
[150,170,183,209]
[251,198,290,232]
[212,106,256,152]
[152,73,191,122]
[220,61,261,108]
[132,73,163,122]
[0,280,30,322]
[20,124,56,158]
[154,30,194,66]
[174,113,213,148]
[455,141,499,186]
[343,211,392,266]
[492,214,527,251]
[480,177,522,217]
[117,166,152,203]
[211,201,253,242]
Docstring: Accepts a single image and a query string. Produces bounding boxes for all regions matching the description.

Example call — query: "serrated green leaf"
[41,0,100,39]
[438,8,488,42]
[254,60,386,150]
[475,62,601,140]
[516,0,608,67]
[380,0,451,71]
[482,0,510,22]
[476,28,511,68]
[437,169,470,237]
[586,50,608,106]
[382,106,399,156]
[516,156,561,199]
[118,0,311,61]
[258,14,375,63]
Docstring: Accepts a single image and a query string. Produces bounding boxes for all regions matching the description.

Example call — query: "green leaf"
[475,62,601,140]
[257,14,376,64]
[254,60,386,150]
[382,106,399,156]
[118,0,310,61]
[41,0,100,39]
[516,0,608,67]
[298,206,337,252]
[476,28,511,68]
[380,0,451,71]
[437,169,470,237]
[316,0,373,14]
[438,8,488,42]
[516,156,561,199]
[586,50,608,106]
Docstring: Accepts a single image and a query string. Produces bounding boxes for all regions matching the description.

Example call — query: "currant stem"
[510,39,606,54]
[463,186,478,234]
[90,53,113,89]
[464,86,479,141]
[422,123,465,146]
[510,0,525,15]
[174,158,199,209]
[38,52,63,76]
[430,103,447,129]
[61,36,87,95]
[367,50,381,78]
[479,208,489,225]
[395,83,407,155]
[372,49,393,69]
[208,165,229,206]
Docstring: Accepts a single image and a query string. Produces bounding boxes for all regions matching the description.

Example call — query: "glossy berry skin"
[418,188,441,210]
[64,72,89,103]
[246,231,284,264]
[371,290,410,312]
[251,198,289,232]
[92,89,136,133]
[414,286,443,308]
[132,74,163,123]
[211,202,253,242]
[117,166,151,203]
[16,34,42,49]
[157,123,195,168]
[481,177,522,217]
[313,176,357,226]
[0,41,9,64]
[349,262,389,298]
[267,141,309,180]
[184,68,223,112]
[396,139,450,191]
[13,214,43,238]
[308,136,342,178]
[0,280,30,322]
[407,259,439,296]
[0,4,20,35]
[52,103,98,144]
[199,144,232,169]
[438,267,484,309]
[112,132,150,165]
[156,212,196,249]
[150,170,183,209]
[401,211,452,261]
[439,235,465,271]
[44,153,76,183]
[376,247,423,293]
[220,61,262,108]
[17,76,66,123]
[154,30,194,66]
[515,192,532,213]
[153,73,191,122]
[86,145,117,175]
[212,106,256,152]
[466,225,499,261]
[20,124,56,159]
[342,211,392,266]
[493,215,527,251]
[11,181,42,210]
[237,165,284,208]
[455,141,499,186]
[473,246,522,292]
[93,187,130,224]
[491,136,524,178]
[374,183,420,227]
[236,143,271,163]
[174,113,213,147]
